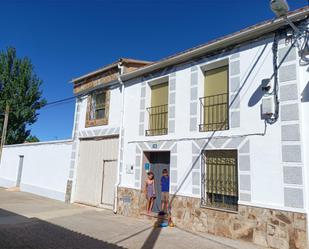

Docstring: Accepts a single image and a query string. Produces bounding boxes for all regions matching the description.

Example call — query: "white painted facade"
[77,85,122,139]
[300,47,309,219]
[66,17,309,219]
[120,32,308,215]
[0,140,72,201]
[67,82,123,206]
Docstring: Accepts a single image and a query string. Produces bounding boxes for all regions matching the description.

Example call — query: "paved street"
[0,189,266,249]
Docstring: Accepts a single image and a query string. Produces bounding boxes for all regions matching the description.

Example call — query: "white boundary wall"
[0,140,72,201]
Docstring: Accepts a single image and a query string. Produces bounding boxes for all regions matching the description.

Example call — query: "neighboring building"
[67,58,151,209]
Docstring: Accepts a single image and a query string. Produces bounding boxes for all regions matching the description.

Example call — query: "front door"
[151,163,169,212]
[146,151,170,213]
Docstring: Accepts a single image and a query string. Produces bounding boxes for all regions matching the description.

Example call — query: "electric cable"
[266,32,280,124]
[0,93,85,114]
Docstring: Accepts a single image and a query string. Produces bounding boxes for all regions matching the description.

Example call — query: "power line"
[44,96,76,107]
[42,99,76,111]
[0,95,78,114]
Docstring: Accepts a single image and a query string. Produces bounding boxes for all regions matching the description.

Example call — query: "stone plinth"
[117,187,307,249]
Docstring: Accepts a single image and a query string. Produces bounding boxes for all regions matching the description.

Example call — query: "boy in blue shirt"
[161,169,170,214]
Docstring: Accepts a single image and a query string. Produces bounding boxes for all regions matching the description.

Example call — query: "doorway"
[100,160,117,209]
[143,151,170,213]
[16,155,24,188]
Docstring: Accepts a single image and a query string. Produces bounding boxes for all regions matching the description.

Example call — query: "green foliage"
[25,135,40,143]
[0,47,46,144]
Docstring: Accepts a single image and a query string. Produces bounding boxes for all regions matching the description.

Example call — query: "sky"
[0,0,308,141]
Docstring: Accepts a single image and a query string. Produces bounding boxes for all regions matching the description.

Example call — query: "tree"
[25,135,40,143]
[0,47,46,144]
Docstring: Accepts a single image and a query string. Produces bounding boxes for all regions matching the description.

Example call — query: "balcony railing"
[199,93,229,132]
[145,104,168,136]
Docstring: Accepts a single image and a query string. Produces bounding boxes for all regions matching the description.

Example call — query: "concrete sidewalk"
[0,189,267,249]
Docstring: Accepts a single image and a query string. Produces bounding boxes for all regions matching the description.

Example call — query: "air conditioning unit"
[261,96,275,119]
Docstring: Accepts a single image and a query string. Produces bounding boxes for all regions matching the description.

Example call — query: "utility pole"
[0,104,9,163]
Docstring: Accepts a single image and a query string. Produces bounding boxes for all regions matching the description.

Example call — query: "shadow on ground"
[140,217,162,249]
[0,208,124,249]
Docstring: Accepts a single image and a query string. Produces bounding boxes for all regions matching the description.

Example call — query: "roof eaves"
[120,6,309,82]
[74,78,120,96]
[120,58,153,65]
[70,60,120,84]
[70,58,153,84]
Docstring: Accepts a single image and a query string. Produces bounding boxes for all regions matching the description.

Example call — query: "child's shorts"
[161,192,169,202]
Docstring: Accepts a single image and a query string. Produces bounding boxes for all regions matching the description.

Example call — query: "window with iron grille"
[201,150,238,211]
[86,90,110,127]
[200,65,229,132]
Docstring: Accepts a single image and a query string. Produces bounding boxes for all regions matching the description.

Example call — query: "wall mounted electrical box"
[261,96,275,119]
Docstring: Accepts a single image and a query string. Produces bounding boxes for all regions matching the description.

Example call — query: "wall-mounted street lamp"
[270,0,289,17]
[270,0,309,65]
[270,0,300,34]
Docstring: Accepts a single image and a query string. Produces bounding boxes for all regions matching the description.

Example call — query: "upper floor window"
[200,65,229,132]
[86,90,110,127]
[146,82,169,136]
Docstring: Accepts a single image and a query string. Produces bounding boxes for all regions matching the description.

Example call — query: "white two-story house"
[116,8,309,249]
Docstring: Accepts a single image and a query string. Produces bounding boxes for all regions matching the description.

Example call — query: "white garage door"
[74,137,118,209]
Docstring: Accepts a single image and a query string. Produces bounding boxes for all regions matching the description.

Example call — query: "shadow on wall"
[167,41,270,207]
[248,41,297,107]
[0,209,124,249]
[302,82,309,102]
[248,79,270,107]
[136,37,296,249]
[115,36,273,249]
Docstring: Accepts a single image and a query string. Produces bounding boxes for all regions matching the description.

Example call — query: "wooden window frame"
[145,82,169,136]
[85,90,110,127]
[199,65,230,132]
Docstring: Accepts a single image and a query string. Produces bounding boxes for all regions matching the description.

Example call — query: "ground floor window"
[201,149,238,211]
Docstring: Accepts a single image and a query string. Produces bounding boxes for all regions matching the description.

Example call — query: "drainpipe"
[113,61,125,214]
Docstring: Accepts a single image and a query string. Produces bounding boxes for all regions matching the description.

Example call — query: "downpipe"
[113,62,125,214]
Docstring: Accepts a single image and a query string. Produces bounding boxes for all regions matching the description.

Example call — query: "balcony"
[199,93,229,132]
[145,104,168,136]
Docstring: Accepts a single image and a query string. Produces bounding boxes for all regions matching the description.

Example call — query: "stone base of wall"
[117,187,308,249]
[65,180,72,203]
[117,187,146,217]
